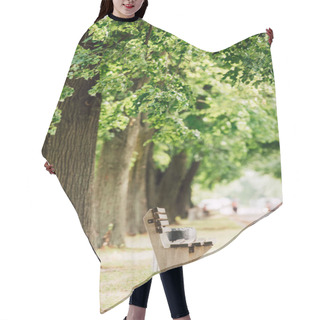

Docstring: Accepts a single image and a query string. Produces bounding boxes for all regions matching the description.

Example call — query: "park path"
[227,212,266,227]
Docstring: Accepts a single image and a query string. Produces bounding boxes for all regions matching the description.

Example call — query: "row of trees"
[42,19,281,253]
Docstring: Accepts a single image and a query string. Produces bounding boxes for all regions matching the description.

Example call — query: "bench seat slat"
[170,243,189,248]
[193,241,204,246]
[162,226,172,233]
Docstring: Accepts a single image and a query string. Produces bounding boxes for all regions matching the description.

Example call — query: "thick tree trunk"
[93,115,141,248]
[126,113,155,235]
[41,29,102,260]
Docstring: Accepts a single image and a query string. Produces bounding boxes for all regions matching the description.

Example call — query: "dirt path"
[227,213,266,227]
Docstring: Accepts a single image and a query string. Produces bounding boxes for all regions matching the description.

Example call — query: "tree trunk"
[145,141,157,209]
[93,115,141,248]
[155,150,188,223]
[176,160,201,218]
[147,150,201,222]
[126,113,155,235]
[41,29,102,260]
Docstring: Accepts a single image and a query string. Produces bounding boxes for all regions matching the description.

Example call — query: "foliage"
[48,18,280,186]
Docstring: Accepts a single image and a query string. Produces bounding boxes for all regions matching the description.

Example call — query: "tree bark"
[41,29,102,260]
[93,115,141,248]
[176,160,201,218]
[126,113,155,235]
[155,150,188,223]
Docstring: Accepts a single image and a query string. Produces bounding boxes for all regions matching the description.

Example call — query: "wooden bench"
[143,207,216,271]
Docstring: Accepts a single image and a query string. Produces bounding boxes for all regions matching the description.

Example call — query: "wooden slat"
[170,243,189,248]
[152,207,166,214]
[193,240,205,246]
[169,239,194,247]
[154,212,168,220]
[155,220,169,227]
[171,239,187,244]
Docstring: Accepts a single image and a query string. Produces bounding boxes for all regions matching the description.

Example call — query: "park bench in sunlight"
[143,207,216,271]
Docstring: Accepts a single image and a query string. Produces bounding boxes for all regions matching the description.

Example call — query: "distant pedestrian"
[266,200,272,212]
[203,204,210,217]
[232,199,238,214]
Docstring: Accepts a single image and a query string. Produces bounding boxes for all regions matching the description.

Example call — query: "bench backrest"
[150,207,197,248]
